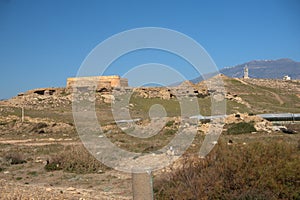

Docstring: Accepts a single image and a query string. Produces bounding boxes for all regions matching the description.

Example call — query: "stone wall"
[66,75,128,92]
[23,88,65,96]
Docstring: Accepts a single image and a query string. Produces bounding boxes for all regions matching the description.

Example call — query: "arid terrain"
[0,76,300,199]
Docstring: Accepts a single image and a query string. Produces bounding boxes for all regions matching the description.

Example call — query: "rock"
[35,157,43,163]
[66,187,76,191]
[280,127,296,134]
[211,141,218,145]
[101,94,115,103]
[129,103,134,108]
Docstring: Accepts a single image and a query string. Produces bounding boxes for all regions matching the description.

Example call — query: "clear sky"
[0,0,299,99]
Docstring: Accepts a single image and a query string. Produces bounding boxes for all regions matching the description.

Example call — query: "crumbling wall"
[24,88,64,96]
[66,75,129,92]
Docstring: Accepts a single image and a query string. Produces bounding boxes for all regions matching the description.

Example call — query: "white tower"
[243,65,249,79]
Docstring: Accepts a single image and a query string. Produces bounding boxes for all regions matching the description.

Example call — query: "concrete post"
[21,107,24,123]
[132,170,153,200]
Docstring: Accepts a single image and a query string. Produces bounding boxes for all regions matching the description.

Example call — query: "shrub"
[165,120,175,127]
[44,160,62,171]
[154,141,300,199]
[27,171,38,176]
[5,152,27,165]
[164,129,176,135]
[45,145,108,174]
[227,122,256,134]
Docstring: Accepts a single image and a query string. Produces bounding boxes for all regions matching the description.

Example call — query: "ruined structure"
[66,75,128,92]
[21,88,65,96]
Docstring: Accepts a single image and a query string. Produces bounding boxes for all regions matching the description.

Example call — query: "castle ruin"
[66,75,128,92]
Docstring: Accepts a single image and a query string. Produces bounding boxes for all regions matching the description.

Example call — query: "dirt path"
[236,78,249,86]
[0,138,80,146]
[236,79,284,105]
[269,90,284,105]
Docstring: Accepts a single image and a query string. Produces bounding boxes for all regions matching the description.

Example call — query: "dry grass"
[154,140,300,199]
[45,145,108,174]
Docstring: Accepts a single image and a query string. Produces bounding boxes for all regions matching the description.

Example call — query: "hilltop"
[1,76,300,118]
[192,58,300,83]
[221,58,300,79]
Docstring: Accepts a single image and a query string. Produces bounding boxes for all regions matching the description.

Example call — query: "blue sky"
[0,0,299,99]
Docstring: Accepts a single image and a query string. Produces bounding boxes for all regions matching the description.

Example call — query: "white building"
[283,75,291,81]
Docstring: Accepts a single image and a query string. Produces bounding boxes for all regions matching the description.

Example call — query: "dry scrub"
[154,141,300,199]
[45,145,108,174]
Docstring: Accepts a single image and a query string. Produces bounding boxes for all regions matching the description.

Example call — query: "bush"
[5,152,27,165]
[44,161,62,171]
[154,141,300,199]
[45,145,108,174]
[165,120,175,127]
[227,122,256,134]
[164,129,176,136]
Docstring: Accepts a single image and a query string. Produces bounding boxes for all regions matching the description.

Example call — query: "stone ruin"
[9,75,226,106]
[132,81,209,100]
[19,88,65,96]
[11,75,221,106]
[66,75,128,93]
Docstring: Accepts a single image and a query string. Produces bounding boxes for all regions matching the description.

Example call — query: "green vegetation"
[129,96,181,118]
[165,120,175,127]
[227,122,257,135]
[27,171,38,176]
[164,128,176,136]
[154,141,300,199]
[106,126,178,153]
[224,78,300,113]
[226,100,250,114]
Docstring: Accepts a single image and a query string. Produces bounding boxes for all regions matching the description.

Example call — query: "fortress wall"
[98,80,112,89]
[66,77,101,88]
[66,76,128,90]
[120,78,129,87]
[99,76,121,87]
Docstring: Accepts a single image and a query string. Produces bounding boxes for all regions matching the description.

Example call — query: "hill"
[221,58,300,79]
[191,58,300,83]
[0,76,300,199]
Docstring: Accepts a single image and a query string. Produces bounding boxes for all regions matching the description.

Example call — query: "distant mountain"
[191,58,300,83]
[221,58,300,79]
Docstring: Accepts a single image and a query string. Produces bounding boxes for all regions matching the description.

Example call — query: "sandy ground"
[0,138,133,200]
